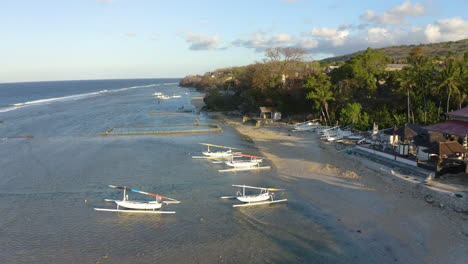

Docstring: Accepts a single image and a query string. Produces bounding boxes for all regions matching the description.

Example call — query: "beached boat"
[293,119,320,131]
[219,153,270,172]
[192,143,239,159]
[94,185,180,214]
[202,143,237,158]
[220,185,287,207]
[225,153,263,167]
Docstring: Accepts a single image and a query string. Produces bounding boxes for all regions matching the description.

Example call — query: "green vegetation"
[180,40,468,130]
[322,39,468,63]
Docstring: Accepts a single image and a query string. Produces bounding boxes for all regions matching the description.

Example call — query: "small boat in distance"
[220,185,288,207]
[94,185,180,214]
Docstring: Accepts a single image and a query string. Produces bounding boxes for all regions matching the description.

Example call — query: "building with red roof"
[424,107,468,137]
[423,107,468,174]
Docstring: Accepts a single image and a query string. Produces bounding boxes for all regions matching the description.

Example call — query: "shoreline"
[203,111,467,263]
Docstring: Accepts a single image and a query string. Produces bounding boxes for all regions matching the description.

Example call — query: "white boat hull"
[218,166,270,172]
[237,193,271,203]
[113,200,163,210]
[225,160,261,167]
[202,151,233,158]
[232,199,288,207]
[293,125,316,131]
[94,208,175,214]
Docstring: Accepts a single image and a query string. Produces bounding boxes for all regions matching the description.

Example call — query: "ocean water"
[0,79,368,263]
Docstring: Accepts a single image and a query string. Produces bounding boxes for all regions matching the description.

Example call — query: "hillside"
[322,38,468,62]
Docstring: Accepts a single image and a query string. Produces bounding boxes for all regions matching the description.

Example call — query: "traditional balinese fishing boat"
[292,119,320,131]
[220,185,287,207]
[225,153,262,167]
[219,153,271,172]
[191,143,238,159]
[94,185,180,214]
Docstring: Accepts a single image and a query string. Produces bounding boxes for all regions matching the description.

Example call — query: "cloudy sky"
[1,0,468,82]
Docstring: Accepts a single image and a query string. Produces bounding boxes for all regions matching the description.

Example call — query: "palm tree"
[458,54,468,109]
[397,68,417,123]
[408,55,432,124]
[305,74,334,126]
[437,60,460,113]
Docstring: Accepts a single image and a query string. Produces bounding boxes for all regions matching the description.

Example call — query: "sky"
[1,0,468,83]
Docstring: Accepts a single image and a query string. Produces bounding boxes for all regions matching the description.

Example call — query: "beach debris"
[453,207,464,213]
[439,203,445,208]
[424,195,435,204]
[356,230,362,233]
[449,193,462,198]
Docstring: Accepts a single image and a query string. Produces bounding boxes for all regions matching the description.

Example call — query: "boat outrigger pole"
[108,185,180,203]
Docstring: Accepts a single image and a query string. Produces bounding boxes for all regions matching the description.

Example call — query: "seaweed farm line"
[149,112,192,116]
[100,123,222,136]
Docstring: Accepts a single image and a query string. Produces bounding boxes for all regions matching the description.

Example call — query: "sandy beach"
[190,98,468,264]
[230,123,468,263]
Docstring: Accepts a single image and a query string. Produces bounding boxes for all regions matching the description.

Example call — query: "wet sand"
[233,124,468,264]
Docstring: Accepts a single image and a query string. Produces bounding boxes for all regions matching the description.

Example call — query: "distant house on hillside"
[385,64,410,71]
[325,66,340,74]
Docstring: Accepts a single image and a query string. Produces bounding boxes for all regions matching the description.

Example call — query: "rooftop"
[446,107,468,118]
[424,120,468,137]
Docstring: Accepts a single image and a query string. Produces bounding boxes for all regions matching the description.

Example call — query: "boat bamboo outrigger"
[94,185,180,214]
[191,143,239,159]
[220,185,287,207]
[219,153,271,172]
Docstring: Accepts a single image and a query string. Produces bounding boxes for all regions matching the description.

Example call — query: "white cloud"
[272,33,297,43]
[298,38,319,49]
[232,31,298,52]
[303,27,349,47]
[229,16,468,59]
[361,0,431,25]
[184,33,220,50]
[424,17,468,42]
[366,27,393,44]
